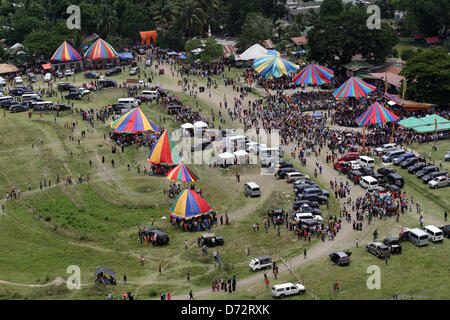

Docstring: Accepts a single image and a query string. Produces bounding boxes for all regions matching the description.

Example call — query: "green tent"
[419,114,450,126]
[397,117,426,129]
[412,122,450,134]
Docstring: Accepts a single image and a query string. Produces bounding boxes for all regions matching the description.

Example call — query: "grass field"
[0,58,449,300]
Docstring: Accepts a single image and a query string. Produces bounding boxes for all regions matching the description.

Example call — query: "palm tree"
[96,4,119,37]
[152,0,176,31]
[174,0,207,38]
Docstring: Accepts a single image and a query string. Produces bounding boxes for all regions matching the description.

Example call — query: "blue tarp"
[118,52,133,60]
[167,51,178,55]
[177,54,187,60]
[291,50,306,55]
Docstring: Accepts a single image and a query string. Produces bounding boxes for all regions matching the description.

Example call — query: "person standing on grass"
[445,211,448,221]
[189,290,194,300]
[355,238,359,248]
[304,248,307,259]
[187,270,190,281]
[140,255,144,266]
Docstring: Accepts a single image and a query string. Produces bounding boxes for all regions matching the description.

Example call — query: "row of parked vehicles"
[0,89,71,113]
[376,143,449,189]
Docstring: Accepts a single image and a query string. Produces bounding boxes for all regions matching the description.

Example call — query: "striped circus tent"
[332,77,376,99]
[84,38,118,60]
[147,129,181,165]
[110,107,158,134]
[355,102,399,127]
[50,41,82,62]
[292,64,334,85]
[166,162,198,182]
[169,189,213,220]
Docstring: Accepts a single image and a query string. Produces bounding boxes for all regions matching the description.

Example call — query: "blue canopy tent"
[118,52,133,60]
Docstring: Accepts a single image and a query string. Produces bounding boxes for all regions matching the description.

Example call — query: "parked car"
[377,167,396,176]
[44,73,52,82]
[329,251,351,266]
[14,76,23,84]
[9,103,28,113]
[383,238,402,253]
[373,174,387,186]
[300,194,328,205]
[157,87,169,97]
[375,143,397,155]
[428,175,450,188]
[337,152,359,162]
[64,69,74,76]
[422,171,447,184]
[366,242,391,258]
[99,79,117,88]
[347,170,363,184]
[416,166,438,178]
[201,233,224,247]
[28,73,36,82]
[85,71,99,79]
[359,166,374,176]
[438,225,450,238]
[0,76,6,86]
[275,168,300,179]
[393,152,415,166]
[244,182,260,197]
[333,161,351,173]
[293,200,320,211]
[408,162,427,174]
[9,87,26,96]
[57,82,75,92]
[286,171,310,183]
[143,227,169,245]
[129,66,140,75]
[386,173,404,188]
[271,283,305,298]
[445,151,450,162]
[56,71,64,78]
[385,184,401,194]
[82,82,94,90]
[400,157,418,169]
[106,67,122,77]
[65,89,82,100]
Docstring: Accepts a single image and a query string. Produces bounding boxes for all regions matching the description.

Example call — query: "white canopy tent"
[235,44,268,61]
[181,123,194,129]
[218,152,235,165]
[233,150,249,165]
[193,121,208,131]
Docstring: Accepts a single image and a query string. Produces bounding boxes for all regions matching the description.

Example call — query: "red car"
[134,95,152,102]
[334,161,351,173]
[338,152,360,162]
[83,82,94,90]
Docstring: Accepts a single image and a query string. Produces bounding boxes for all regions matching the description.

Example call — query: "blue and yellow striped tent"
[253,50,299,79]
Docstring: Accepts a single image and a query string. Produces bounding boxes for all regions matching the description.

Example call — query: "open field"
[1,57,449,300]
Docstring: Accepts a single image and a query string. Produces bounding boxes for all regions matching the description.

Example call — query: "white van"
[358,156,375,168]
[408,228,429,247]
[117,98,139,107]
[141,90,158,99]
[22,93,40,101]
[382,149,405,163]
[0,96,15,104]
[271,283,305,298]
[286,171,309,183]
[33,101,54,110]
[423,225,444,242]
[249,255,272,271]
[360,176,378,191]
[244,182,260,197]
[375,143,396,154]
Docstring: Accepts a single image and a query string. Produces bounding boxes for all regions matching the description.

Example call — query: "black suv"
[383,238,402,253]
[408,162,426,173]
[9,103,28,113]
[301,194,328,205]
[9,87,26,96]
[377,167,396,176]
[106,67,122,77]
[439,225,450,238]
[98,79,117,88]
[416,165,438,178]
[359,166,374,176]
[58,82,75,92]
[65,89,82,100]
[201,233,224,247]
[293,200,320,210]
[329,251,351,266]
[85,71,99,79]
[143,227,169,245]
